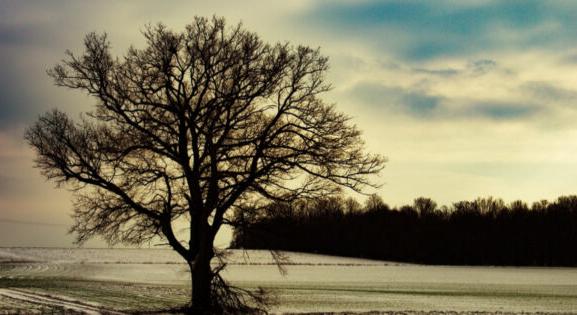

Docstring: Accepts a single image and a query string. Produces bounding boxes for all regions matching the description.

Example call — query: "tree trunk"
[190,246,214,314]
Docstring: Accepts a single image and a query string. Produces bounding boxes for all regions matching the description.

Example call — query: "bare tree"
[413,197,437,217]
[25,16,384,313]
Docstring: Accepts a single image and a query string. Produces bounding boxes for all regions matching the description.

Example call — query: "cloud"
[413,67,460,77]
[350,83,441,117]
[0,23,38,46]
[0,65,39,129]
[0,174,23,198]
[467,101,538,120]
[301,1,577,61]
[468,59,497,75]
[522,81,577,102]
[0,0,316,133]
[0,175,11,195]
[3,0,577,246]
[349,80,539,121]
[409,59,497,78]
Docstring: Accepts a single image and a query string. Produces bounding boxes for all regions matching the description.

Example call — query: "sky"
[2,0,577,246]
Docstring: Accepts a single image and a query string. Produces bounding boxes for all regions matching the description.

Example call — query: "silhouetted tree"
[344,196,362,214]
[25,16,384,314]
[413,197,437,217]
[365,194,386,212]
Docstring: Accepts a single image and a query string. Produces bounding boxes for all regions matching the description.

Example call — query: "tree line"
[231,195,577,266]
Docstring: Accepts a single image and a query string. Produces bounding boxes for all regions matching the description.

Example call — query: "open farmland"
[0,248,577,314]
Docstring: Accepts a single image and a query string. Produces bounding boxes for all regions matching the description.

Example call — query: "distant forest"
[230,195,577,266]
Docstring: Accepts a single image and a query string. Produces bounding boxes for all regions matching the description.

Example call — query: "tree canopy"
[25,16,384,313]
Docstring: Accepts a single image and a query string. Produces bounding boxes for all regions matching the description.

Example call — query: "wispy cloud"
[349,81,538,121]
[468,101,538,120]
[522,81,577,102]
[350,83,441,117]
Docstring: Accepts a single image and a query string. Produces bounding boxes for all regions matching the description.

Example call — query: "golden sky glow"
[2,0,577,246]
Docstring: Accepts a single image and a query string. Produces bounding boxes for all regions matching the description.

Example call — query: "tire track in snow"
[0,288,125,314]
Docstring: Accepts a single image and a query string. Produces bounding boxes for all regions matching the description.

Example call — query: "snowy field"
[1,248,577,314]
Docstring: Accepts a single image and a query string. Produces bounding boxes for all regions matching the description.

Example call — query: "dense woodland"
[230,195,577,266]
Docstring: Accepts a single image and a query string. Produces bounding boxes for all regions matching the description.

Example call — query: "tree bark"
[190,244,214,314]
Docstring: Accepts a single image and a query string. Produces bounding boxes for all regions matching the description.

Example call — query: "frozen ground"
[1,248,577,314]
[0,247,384,265]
